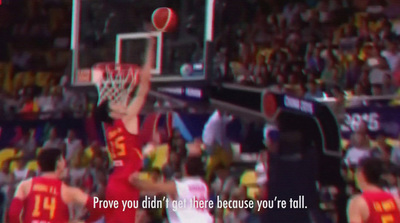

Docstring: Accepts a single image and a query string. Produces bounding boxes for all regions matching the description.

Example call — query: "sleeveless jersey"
[23,177,69,223]
[104,119,143,178]
[167,177,214,223]
[362,190,400,223]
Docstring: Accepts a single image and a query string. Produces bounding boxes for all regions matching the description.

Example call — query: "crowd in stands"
[0,0,78,119]
[2,0,400,223]
[216,0,400,103]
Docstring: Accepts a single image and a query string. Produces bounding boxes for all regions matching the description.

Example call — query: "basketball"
[152,7,178,32]
[180,63,193,77]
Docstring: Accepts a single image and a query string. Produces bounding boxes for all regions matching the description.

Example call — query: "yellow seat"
[0,148,16,167]
[138,172,151,181]
[84,147,94,160]
[9,160,18,172]
[246,187,260,200]
[35,72,52,87]
[0,62,13,93]
[240,170,257,187]
[23,72,35,87]
[387,139,398,147]
[26,160,39,171]
[341,139,349,150]
[13,72,33,90]
[152,144,169,169]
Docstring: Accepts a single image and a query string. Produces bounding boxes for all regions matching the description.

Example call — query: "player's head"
[182,156,205,177]
[355,157,387,189]
[263,124,280,152]
[37,149,66,176]
[94,100,114,123]
[94,73,140,122]
[214,163,230,179]
[94,98,135,122]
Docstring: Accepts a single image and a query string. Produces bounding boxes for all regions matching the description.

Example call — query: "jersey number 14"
[32,195,56,219]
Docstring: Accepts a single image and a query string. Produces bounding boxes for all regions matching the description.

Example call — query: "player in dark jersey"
[347,157,400,223]
[8,149,102,223]
[94,37,156,222]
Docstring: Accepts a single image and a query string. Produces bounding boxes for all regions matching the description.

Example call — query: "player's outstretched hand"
[129,172,142,187]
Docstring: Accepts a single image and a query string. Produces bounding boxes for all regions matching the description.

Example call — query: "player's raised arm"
[65,186,104,222]
[124,37,156,120]
[8,179,31,223]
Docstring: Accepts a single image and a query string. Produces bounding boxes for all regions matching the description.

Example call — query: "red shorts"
[105,175,140,223]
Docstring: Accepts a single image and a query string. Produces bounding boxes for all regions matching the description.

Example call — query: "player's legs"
[105,176,140,223]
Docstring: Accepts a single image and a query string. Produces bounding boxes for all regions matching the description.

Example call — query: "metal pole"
[70,0,81,84]
[203,0,215,80]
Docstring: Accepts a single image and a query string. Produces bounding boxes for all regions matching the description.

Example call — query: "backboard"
[71,0,210,86]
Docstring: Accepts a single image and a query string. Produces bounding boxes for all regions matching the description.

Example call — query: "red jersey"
[362,190,400,223]
[104,119,143,178]
[23,177,69,223]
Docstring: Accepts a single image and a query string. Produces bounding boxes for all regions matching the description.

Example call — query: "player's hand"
[128,172,142,186]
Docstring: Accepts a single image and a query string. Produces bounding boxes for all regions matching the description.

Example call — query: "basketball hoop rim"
[91,62,141,86]
[93,62,141,106]
[93,62,141,73]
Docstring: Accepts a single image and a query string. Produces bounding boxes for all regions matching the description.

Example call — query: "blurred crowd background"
[1,0,400,223]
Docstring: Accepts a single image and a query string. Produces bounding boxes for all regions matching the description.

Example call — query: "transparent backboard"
[72,0,206,85]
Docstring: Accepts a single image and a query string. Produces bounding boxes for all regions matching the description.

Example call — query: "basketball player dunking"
[130,157,214,223]
[94,37,156,222]
[8,149,102,223]
[347,157,400,223]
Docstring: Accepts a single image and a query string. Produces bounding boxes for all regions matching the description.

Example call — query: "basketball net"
[93,63,140,106]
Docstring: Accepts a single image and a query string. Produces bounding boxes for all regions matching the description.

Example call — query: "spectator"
[60,75,87,118]
[358,69,372,94]
[321,56,341,85]
[19,89,38,119]
[371,133,392,161]
[382,74,396,95]
[11,47,32,72]
[248,55,268,85]
[14,129,37,160]
[344,124,372,167]
[345,58,363,89]
[390,134,400,166]
[331,88,346,124]
[210,164,236,200]
[203,110,234,181]
[65,129,83,163]
[162,151,182,180]
[224,187,251,223]
[348,83,368,107]
[304,80,323,100]
[381,40,400,71]
[69,147,91,187]
[43,127,65,150]
[12,158,30,182]
[255,124,280,200]
[36,87,53,119]
[0,159,12,220]
[368,47,391,85]
[268,74,286,93]
[370,84,389,106]
[306,44,325,73]
[50,86,66,118]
